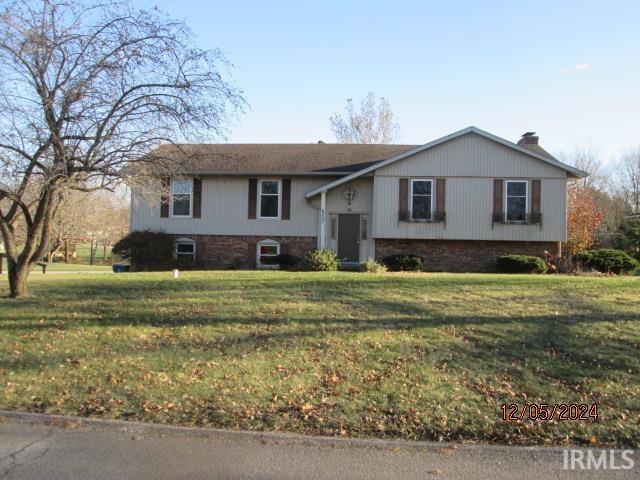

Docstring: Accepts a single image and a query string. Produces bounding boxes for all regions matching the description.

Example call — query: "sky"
[141,0,640,161]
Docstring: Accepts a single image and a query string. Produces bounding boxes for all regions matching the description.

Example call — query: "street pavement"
[0,412,637,479]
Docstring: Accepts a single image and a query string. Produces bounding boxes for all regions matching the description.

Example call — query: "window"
[257,240,280,269]
[258,179,281,219]
[174,238,196,262]
[410,179,433,220]
[505,180,528,222]
[171,178,192,217]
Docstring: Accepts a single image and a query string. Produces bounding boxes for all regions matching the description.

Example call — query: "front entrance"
[337,214,360,262]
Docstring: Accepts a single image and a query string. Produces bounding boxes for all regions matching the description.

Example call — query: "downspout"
[319,191,326,249]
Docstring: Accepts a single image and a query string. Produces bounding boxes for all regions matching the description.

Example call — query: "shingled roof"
[149,143,418,174]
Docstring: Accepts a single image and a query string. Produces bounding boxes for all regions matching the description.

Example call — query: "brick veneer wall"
[177,235,317,269]
[375,239,561,272]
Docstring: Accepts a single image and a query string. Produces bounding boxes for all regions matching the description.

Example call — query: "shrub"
[575,249,639,274]
[496,255,547,274]
[303,249,339,271]
[276,254,301,270]
[382,254,423,272]
[112,230,175,270]
[361,259,387,273]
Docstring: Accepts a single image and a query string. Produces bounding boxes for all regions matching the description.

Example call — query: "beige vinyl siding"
[372,132,568,242]
[372,176,567,241]
[131,176,330,237]
[378,132,565,179]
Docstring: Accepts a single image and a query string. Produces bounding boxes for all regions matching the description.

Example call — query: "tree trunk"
[8,263,30,298]
[90,238,95,265]
[64,240,70,263]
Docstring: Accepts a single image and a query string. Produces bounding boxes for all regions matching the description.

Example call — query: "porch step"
[338,261,362,271]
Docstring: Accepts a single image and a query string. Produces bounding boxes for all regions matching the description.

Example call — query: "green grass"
[1,271,639,447]
[1,258,112,272]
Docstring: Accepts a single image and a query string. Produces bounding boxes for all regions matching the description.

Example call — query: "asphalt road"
[0,413,637,480]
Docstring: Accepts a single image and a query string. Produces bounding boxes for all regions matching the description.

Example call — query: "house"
[129,126,586,271]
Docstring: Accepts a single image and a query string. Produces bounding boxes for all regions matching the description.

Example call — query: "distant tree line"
[562,145,640,262]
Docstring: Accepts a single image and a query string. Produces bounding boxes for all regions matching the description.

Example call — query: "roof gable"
[305,126,587,198]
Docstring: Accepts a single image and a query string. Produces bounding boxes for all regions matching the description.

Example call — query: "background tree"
[619,218,640,261]
[0,0,244,297]
[560,146,626,248]
[616,147,640,214]
[330,92,400,144]
[47,190,91,262]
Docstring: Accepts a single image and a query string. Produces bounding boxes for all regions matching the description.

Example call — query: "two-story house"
[129,126,586,271]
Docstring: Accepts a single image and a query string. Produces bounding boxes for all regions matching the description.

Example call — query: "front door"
[338,214,360,262]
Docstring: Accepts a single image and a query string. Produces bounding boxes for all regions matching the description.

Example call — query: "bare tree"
[616,147,640,214]
[47,189,91,262]
[330,92,400,144]
[559,145,608,190]
[0,0,244,297]
[559,146,628,246]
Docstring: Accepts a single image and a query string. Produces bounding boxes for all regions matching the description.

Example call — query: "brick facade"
[177,234,317,269]
[375,239,561,272]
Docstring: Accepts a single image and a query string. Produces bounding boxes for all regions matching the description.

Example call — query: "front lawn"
[1,271,638,447]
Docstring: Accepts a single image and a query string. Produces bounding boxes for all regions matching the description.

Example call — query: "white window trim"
[257,179,282,220]
[504,179,529,222]
[174,237,196,260]
[170,177,193,218]
[409,178,434,221]
[256,239,280,269]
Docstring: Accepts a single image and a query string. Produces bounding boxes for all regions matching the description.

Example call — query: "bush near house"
[382,254,423,272]
[361,259,387,273]
[303,249,339,271]
[576,249,639,274]
[112,230,174,270]
[275,254,301,270]
[496,255,547,274]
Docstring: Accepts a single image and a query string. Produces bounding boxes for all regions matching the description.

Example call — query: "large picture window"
[410,179,433,220]
[259,179,281,219]
[171,178,192,217]
[505,180,528,222]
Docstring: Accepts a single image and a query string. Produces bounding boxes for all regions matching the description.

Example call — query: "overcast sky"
[143,0,639,162]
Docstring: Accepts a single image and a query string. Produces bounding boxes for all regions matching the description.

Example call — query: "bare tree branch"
[0,0,245,296]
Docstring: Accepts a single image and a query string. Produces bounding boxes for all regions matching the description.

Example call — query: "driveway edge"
[0,409,573,454]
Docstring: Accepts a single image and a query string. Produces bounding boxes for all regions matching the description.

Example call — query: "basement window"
[257,239,280,269]
[174,238,196,261]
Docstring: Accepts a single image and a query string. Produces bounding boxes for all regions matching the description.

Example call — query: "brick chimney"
[518,132,539,145]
